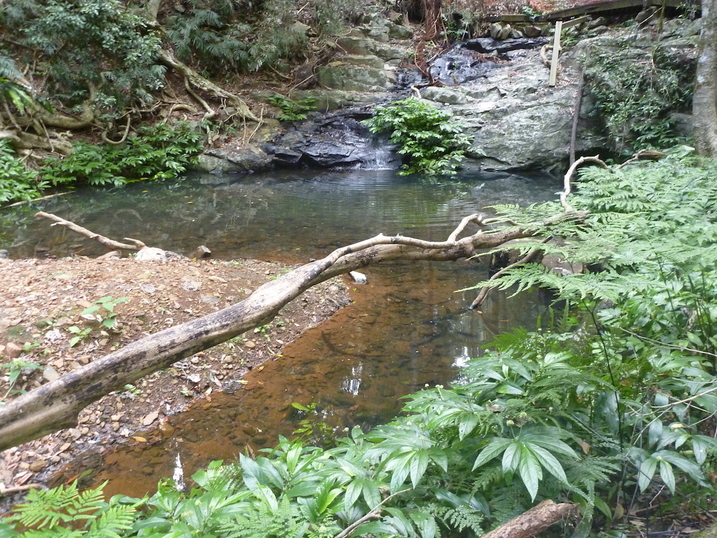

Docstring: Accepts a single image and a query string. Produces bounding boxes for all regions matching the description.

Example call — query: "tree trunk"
[0,211,586,452]
[693,0,717,157]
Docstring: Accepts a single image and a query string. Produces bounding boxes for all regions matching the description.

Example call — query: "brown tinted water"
[1,169,559,497]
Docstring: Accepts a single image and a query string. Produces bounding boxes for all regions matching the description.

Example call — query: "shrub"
[581,39,694,154]
[0,140,46,205]
[362,97,473,177]
[41,122,203,188]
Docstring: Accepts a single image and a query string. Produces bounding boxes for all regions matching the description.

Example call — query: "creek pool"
[1,168,561,497]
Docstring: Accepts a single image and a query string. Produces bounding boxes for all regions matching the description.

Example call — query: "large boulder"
[424,41,605,171]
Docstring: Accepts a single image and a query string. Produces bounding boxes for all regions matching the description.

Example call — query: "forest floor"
[0,254,351,503]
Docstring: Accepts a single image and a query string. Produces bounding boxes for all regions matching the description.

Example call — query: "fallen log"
[0,211,586,452]
[482,500,579,538]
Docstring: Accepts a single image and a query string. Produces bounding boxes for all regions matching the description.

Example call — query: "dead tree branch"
[471,236,552,309]
[560,155,607,212]
[35,212,141,251]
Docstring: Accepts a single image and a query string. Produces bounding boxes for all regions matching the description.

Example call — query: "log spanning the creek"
[0,211,587,451]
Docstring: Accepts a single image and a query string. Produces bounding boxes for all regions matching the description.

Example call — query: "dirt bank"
[0,255,350,501]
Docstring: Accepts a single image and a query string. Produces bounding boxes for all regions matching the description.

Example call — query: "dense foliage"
[165,0,361,74]
[2,153,715,537]
[362,98,473,177]
[0,140,46,204]
[41,123,204,188]
[2,0,165,114]
[581,36,695,154]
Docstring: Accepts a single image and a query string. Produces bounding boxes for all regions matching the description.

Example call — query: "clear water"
[1,168,562,497]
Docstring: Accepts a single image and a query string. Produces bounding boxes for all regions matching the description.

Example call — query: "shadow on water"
[0,169,561,497]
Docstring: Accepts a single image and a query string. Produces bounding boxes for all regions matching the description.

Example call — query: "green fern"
[4,481,140,537]
[217,496,308,538]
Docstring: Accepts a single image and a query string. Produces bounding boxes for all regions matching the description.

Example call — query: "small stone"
[244,340,256,349]
[142,410,159,426]
[349,271,368,285]
[140,284,156,294]
[5,342,22,358]
[19,462,30,470]
[69,428,82,440]
[29,459,47,472]
[135,247,168,262]
[190,357,200,364]
[111,422,120,432]
[43,366,60,382]
[182,279,201,291]
[110,414,120,421]
[194,245,212,259]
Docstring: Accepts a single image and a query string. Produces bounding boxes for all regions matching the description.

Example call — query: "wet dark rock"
[463,37,548,54]
[268,108,399,169]
[429,49,503,85]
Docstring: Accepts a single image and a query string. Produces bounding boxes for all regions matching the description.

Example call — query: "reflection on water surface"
[1,168,561,497]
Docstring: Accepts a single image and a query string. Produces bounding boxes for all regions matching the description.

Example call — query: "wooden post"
[549,20,563,87]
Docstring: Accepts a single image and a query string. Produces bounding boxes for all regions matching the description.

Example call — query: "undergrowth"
[0,140,46,205]
[41,122,203,188]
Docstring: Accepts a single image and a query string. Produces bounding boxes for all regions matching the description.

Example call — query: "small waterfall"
[361,138,398,170]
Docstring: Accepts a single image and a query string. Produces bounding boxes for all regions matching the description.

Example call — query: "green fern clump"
[1,481,140,536]
[0,140,47,205]
[362,97,473,177]
[41,122,203,188]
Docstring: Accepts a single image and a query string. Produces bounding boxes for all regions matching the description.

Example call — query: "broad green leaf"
[502,442,521,474]
[593,497,613,520]
[659,460,675,494]
[473,438,512,470]
[344,480,362,510]
[647,419,663,448]
[409,451,429,488]
[655,451,706,483]
[518,445,542,500]
[362,480,382,509]
[638,457,658,492]
[458,414,479,440]
[529,444,568,483]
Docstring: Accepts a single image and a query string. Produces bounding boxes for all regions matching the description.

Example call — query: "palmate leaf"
[473,427,577,500]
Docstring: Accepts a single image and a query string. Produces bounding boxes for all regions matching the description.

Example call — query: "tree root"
[158,49,260,123]
[101,115,132,145]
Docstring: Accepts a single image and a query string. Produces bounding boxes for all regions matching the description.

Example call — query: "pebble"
[43,366,60,382]
[244,340,256,349]
[29,459,47,472]
[5,342,22,358]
